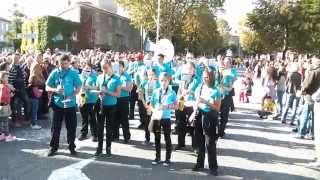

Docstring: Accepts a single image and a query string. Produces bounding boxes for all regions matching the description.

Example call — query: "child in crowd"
[239,76,253,103]
[0,71,16,142]
[258,95,276,119]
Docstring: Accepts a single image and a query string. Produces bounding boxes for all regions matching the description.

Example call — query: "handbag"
[32,86,43,98]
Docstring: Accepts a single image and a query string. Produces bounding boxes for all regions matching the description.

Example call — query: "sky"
[0,0,255,31]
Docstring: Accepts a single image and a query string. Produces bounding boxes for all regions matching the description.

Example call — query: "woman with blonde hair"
[28,62,45,129]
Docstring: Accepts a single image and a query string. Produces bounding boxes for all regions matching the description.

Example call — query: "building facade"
[58,2,141,51]
[0,17,11,51]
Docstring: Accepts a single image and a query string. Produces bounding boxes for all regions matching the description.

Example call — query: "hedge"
[21,16,79,53]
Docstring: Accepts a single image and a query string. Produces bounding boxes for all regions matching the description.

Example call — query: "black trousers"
[153,119,172,161]
[115,97,131,141]
[138,103,150,141]
[194,109,218,170]
[219,94,232,137]
[97,105,117,151]
[176,106,195,148]
[50,104,77,150]
[129,84,138,119]
[94,99,101,123]
[11,90,30,120]
[79,103,97,137]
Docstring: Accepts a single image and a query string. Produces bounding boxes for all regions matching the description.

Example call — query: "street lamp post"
[156,0,161,43]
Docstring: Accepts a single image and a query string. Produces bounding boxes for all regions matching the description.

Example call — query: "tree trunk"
[282,25,289,60]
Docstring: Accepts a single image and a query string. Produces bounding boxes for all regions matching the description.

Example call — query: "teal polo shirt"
[152,62,174,77]
[150,87,177,120]
[96,73,121,106]
[80,71,98,104]
[46,68,82,108]
[141,79,160,102]
[195,85,221,112]
[134,62,147,86]
[119,72,132,98]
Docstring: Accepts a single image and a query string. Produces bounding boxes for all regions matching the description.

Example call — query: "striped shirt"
[8,64,26,89]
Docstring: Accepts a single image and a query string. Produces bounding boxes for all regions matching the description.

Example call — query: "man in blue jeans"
[281,63,302,125]
[296,101,314,139]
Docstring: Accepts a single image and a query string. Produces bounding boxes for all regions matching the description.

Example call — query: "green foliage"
[217,18,231,47]
[180,5,222,55]
[290,0,320,55]
[245,0,320,57]
[21,16,79,53]
[5,9,26,51]
[116,0,224,39]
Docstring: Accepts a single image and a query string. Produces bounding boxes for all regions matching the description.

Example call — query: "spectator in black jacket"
[8,53,31,126]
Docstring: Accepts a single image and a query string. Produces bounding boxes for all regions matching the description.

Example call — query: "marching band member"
[138,68,160,144]
[77,61,98,142]
[46,54,82,156]
[152,53,174,78]
[191,67,221,176]
[150,72,177,166]
[219,57,238,138]
[115,61,133,143]
[134,53,149,129]
[95,59,121,157]
[174,62,201,151]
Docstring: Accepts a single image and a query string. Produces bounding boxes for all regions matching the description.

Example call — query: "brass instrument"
[178,96,185,111]
[78,77,88,107]
[177,76,191,111]
[138,88,153,115]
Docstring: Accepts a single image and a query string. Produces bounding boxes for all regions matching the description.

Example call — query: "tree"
[5,3,26,51]
[290,0,320,55]
[239,16,266,55]
[180,5,222,55]
[116,0,225,39]
[217,18,231,48]
[246,0,298,59]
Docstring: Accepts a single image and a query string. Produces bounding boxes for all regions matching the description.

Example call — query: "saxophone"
[177,80,189,111]
[138,88,153,115]
[78,78,87,107]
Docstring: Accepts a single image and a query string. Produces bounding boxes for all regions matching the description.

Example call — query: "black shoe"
[163,160,171,167]
[137,124,144,129]
[106,148,112,158]
[174,145,185,151]
[289,122,295,126]
[94,150,102,157]
[152,159,160,165]
[281,121,286,124]
[192,165,204,172]
[142,140,151,145]
[92,136,98,142]
[47,148,57,157]
[292,128,298,132]
[78,135,88,141]
[124,139,130,144]
[70,149,77,156]
[209,169,218,176]
[219,132,225,138]
[113,137,120,142]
